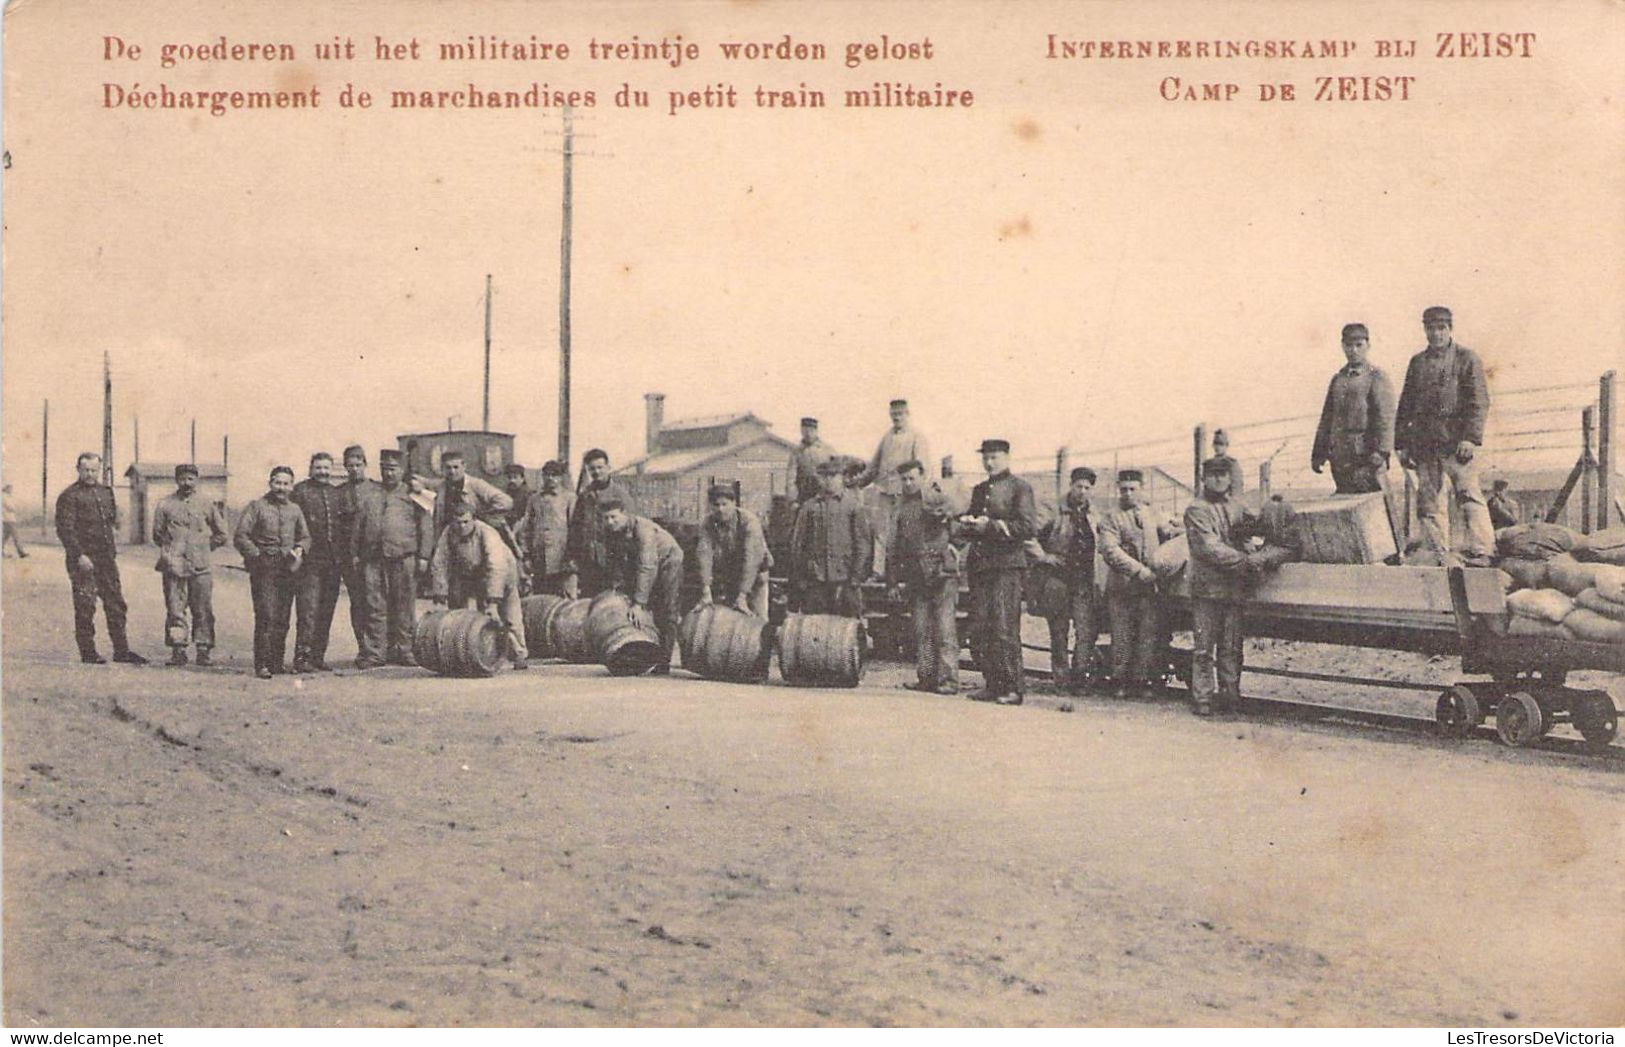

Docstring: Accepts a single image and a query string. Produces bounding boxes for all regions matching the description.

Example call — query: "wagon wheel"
[1435,684,1482,739]
[1494,691,1546,748]
[1571,692,1619,751]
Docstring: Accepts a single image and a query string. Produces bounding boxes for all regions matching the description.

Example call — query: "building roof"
[124,462,229,480]
[398,429,515,440]
[661,412,772,433]
[616,433,795,476]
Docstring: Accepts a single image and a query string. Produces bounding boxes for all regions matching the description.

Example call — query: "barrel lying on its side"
[777,612,863,688]
[587,591,665,676]
[413,608,504,677]
[547,597,597,664]
[679,604,773,682]
[521,594,570,659]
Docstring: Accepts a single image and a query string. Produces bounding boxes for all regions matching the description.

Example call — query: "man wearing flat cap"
[599,496,685,673]
[1394,306,1493,562]
[790,458,872,618]
[1099,468,1182,698]
[234,466,311,679]
[350,448,432,668]
[854,399,936,578]
[337,445,379,655]
[152,463,228,666]
[569,448,638,599]
[1027,466,1101,690]
[960,439,1037,704]
[290,452,346,673]
[888,459,962,695]
[1312,323,1396,494]
[516,460,577,597]
[786,417,838,507]
[697,483,773,617]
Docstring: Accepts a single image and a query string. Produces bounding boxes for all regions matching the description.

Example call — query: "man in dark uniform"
[599,496,685,674]
[696,483,773,617]
[350,448,432,668]
[55,452,147,664]
[888,459,961,695]
[1311,322,1397,494]
[291,452,345,672]
[337,445,378,653]
[502,463,531,530]
[960,439,1037,705]
[569,448,638,598]
[785,417,837,506]
[152,463,228,666]
[1395,305,1494,563]
[1209,430,1245,497]
[516,460,577,596]
[234,466,311,679]
[790,458,872,617]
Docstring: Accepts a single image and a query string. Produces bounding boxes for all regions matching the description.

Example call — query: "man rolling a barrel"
[790,458,873,618]
[599,496,685,675]
[960,439,1038,706]
[1311,322,1396,495]
[516,460,577,597]
[1099,468,1182,699]
[696,483,772,617]
[429,503,528,671]
[888,459,961,695]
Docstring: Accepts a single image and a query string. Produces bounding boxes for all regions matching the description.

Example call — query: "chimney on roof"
[644,393,665,455]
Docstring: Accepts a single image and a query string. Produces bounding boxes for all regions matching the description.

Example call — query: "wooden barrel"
[778,613,863,688]
[679,604,772,682]
[521,594,569,658]
[547,597,596,664]
[436,608,504,678]
[412,608,450,673]
[586,591,665,676]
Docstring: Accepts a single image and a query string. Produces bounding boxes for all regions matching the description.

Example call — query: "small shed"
[615,393,797,523]
[120,463,229,545]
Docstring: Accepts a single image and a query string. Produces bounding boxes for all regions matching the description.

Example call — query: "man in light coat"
[152,464,228,666]
[1098,469,1182,698]
[430,503,528,670]
[516,460,576,596]
[696,483,772,617]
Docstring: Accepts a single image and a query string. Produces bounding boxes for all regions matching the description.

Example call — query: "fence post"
[1193,424,1206,492]
[1259,460,1272,503]
[1055,446,1070,508]
[1600,370,1615,529]
[1581,406,1596,535]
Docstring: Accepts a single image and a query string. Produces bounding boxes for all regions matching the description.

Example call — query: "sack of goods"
[1591,563,1625,604]
[1498,557,1549,592]
[1507,616,1572,639]
[1561,607,1625,644]
[1543,554,1604,597]
[1575,586,1625,622]
[1573,527,1625,566]
[1150,534,1188,579]
[1290,493,1395,564]
[1505,587,1575,624]
[1495,522,1578,562]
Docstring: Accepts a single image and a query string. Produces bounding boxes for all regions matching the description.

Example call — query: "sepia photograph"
[1,0,1622,1032]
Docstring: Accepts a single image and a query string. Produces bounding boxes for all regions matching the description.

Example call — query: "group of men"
[53,306,1497,711]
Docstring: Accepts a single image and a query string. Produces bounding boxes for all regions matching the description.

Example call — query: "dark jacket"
[1394,342,1490,454]
[964,472,1038,574]
[790,489,872,585]
[889,486,961,587]
[570,478,639,578]
[1313,361,1397,466]
[55,481,119,562]
[608,515,684,605]
[291,479,347,565]
[697,507,772,599]
[351,483,432,562]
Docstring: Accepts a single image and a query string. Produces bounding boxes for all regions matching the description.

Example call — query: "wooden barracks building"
[615,393,799,524]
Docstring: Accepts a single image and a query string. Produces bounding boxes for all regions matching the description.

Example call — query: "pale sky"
[4,0,1622,508]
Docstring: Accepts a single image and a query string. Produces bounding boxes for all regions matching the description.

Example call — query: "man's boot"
[167,647,188,667]
[195,647,213,667]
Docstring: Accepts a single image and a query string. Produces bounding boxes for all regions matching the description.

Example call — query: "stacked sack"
[1494,522,1579,591]
[1502,556,1625,644]
[1573,526,1625,566]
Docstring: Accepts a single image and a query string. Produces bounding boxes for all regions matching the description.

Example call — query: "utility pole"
[101,351,113,486]
[134,417,141,465]
[190,418,197,464]
[557,105,574,466]
[1600,370,1615,529]
[40,400,48,537]
[482,273,493,432]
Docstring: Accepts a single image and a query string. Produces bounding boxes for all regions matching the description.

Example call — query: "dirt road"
[4,557,1622,1026]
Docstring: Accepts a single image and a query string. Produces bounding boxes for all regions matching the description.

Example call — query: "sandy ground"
[3,554,1622,1027]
